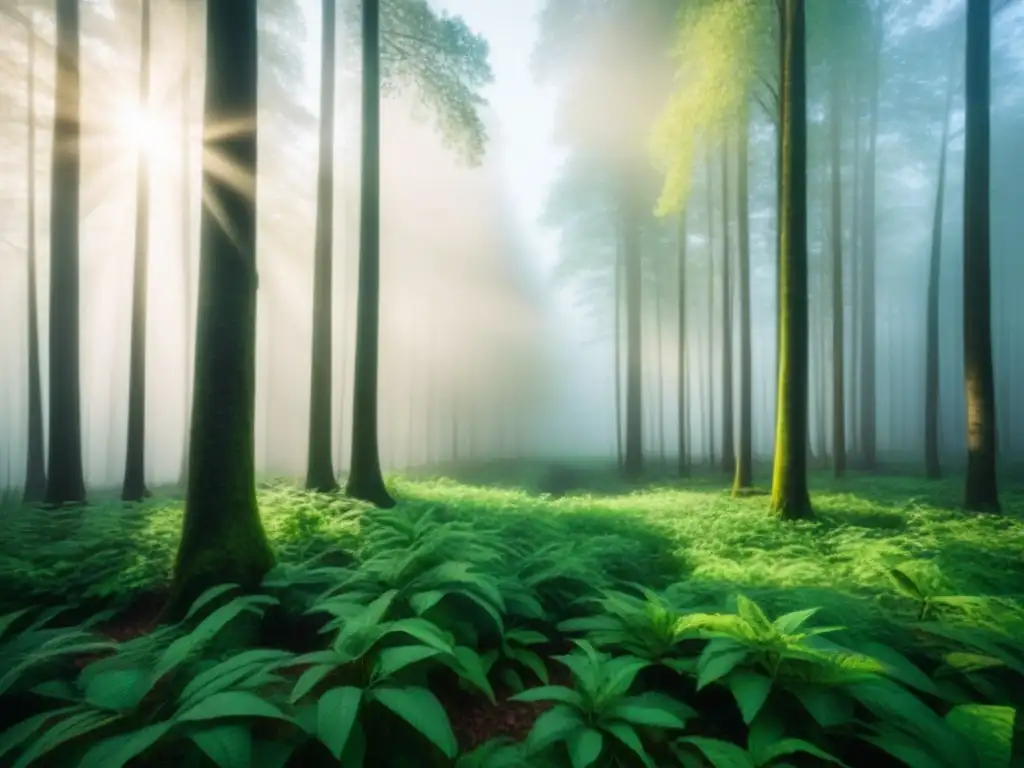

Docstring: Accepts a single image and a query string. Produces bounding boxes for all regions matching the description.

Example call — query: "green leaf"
[525,705,585,752]
[370,686,458,758]
[12,709,118,768]
[727,671,772,725]
[184,584,241,621]
[250,740,296,768]
[771,608,819,636]
[600,656,650,700]
[316,686,363,759]
[177,690,292,723]
[697,644,750,690]
[0,707,78,763]
[760,738,849,767]
[945,704,1014,768]
[511,685,583,707]
[384,618,455,654]
[290,663,338,703]
[76,721,175,768]
[889,569,925,601]
[861,727,947,768]
[677,736,755,768]
[605,692,694,729]
[603,721,654,768]
[374,645,441,680]
[180,649,293,705]
[505,629,548,646]
[0,608,30,639]
[188,725,252,768]
[791,687,854,727]
[568,728,603,768]
[861,642,939,695]
[83,667,153,713]
[449,645,496,703]
[506,646,549,684]
[735,595,773,635]
[409,590,447,615]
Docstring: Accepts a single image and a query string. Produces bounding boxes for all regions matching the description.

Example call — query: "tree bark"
[178,0,193,489]
[622,177,644,480]
[924,42,957,480]
[732,103,753,494]
[614,230,624,470]
[677,209,689,477]
[122,0,151,502]
[23,14,46,503]
[721,135,735,475]
[345,0,394,506]
[770,0,812,521]
[306,0,339,492]
[166,0,274,618]
[962,0,1000,512]
[829,55,845,478]
[45,0,87,506]
[705,150,716,468]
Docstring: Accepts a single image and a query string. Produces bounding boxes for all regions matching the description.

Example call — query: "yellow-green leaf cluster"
[650,0,762,217]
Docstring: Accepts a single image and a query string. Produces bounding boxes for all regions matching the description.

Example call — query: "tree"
[306,0,339,493]
[122,0,152,502]
[924,39,957,480]
[23,10,45,504]
[961,0,999,512]
[45,0,87,506]
[769,0,812,520]
[828,46,845,479]
[178,0,194,488]
[622,177,644,479]
[732,101,754,494]
[167,0,274,617]
[677,208,690,477]
[720,139,735,475]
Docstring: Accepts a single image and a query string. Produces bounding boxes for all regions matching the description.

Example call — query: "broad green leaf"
[370,685,458,758]
[180,649,293,705]
[526,705,585,752]
[290,663,337,703]
[77,721,175,768]
[697,644,750,690]
[188,724,252,768]
[505,629,548,646]
[945,704,1014,768]
[409,590,446,615]
[861,727,947,768]
[84,667,153,713]
[677,736,755,768]
[506,646,549,684]
[449,645,496,703]
[384,618,455,654]
[0,707,78,763]
[568,728,603,768]
[250,740,296,768]
[727,671,772,725]
[316,686,363,759]
[600,656,650,701]
[511,685,583,707]
[791,687,854,727]
[184,584,241,621]
[759,738,849,766]
[603,721,654,768]
[771,608,819,636]
[374,645,441,680]
[735,596,773,636]
[0,608,30,639]
[861,642,938,695]
[177,690,291,724]
[942,652,1006,673]
[12,709,118,768]
[605,692,694,729]
[889,569,925,601]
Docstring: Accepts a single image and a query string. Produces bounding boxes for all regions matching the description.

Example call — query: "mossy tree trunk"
[829,54,845,479]
[924,43,956,481]
[24,15,46,504]
[45,0,87,506]
[122,0,152,503]
[732,102,753,494]
[961,0,1000,513]
[720,137,735,476]
[306,0,339,493]
[166,0,274,619]
[622,177,644,480]
[345,0,394,507]
[677,209,689,477]
[770,0,812,521]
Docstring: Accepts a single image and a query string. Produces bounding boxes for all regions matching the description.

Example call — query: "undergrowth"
[0,473,1022,766]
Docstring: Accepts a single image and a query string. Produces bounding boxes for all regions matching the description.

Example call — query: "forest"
[0,0,1022,765]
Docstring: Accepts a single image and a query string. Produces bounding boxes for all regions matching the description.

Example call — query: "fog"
[1,0,1023,494]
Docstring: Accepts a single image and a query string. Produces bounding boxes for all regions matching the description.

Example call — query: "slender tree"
[346,0,394,506]
[306,0,339,492]
[23,13,46,503]
[705,150,716,468]
[961,0,1000,512]
[45,0,87,506]
[924,42,957,480]
[720,135,735,476]
[615,233,624,469]
[622,179,644,480]
[770,0,812,520]
[167,0,274,617]
[178,0,193,488]
[122,0,152,502]
[677,209,689,477]
[828,50,845,479]
[732,101,753,493]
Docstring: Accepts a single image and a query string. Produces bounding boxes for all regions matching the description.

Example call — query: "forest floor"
[1,468,1023,766]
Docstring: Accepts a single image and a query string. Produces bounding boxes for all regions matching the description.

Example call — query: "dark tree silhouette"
[677,209,690,477]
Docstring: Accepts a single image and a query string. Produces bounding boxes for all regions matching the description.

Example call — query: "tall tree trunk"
[924,44,957,480]
[677,209,689,477]
[961,0,999,512]
[654,257,666,466]
[849,75,861,460]
[829,56,845,478]
[858,16,881,470]
[23,15,46,503]
[178,0,193,488]
[166,0,274,618]
[45,0,87,506]
[720,136,735,475]
[306,0,339,492]
[615,232,624,469]
[732,103,753,493]
[705,150,716,468]
[345,0,394,506]
[770,0,812,520]
[122,0,152,502]
[622,179,644,479]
